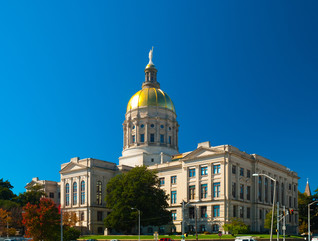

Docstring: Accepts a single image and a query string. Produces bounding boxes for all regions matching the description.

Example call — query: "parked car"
[159,238,173,241]
[235,236,257,241]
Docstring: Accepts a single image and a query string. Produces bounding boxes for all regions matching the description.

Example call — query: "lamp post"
[131,208,140,241]
[253,173,276,241]
[308,200,318,241]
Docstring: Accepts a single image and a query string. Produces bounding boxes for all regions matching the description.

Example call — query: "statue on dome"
[148,46,154,64]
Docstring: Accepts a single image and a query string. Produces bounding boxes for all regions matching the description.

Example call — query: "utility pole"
[61,207,63,241]
[277,202,279,241]
[282,206,286,241]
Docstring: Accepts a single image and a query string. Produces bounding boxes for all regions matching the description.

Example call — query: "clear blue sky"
[0,1,317,195]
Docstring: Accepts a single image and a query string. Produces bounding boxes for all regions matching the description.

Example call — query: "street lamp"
[308,200,318,241]
[131,208,140,241]
[253,173,276,241]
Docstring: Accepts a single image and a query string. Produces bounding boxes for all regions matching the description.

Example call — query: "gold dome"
[126,87,175,113]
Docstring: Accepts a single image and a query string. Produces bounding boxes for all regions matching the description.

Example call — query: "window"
[81,181,85,204]
[65,183,70,206]
[160,125,164,129]
[171,210,177,220]
[258,176,262,202]
[240,168,244,176]
[271,180,274,203]
[239,206,244,218]
[247,169,251,178]
[150,133,155,142]
[140,124,144,128]
[232,182,236,198]
[73,182,77,205]
[97,211,103,221]
[289,196,292,207]
[201,166,208,176]
[49,192,54,198]
[233,205,237,217]
[213,205,220,217]
[132,135,135,143]
[200,225,206,232]
[150,124,155,128]
[281,183,285,205]
[201,184,207,199]
[189,168,196,177]
[246,186,251,201]
[96,181,102,205]
[80,211,84,221]
[247,207,251,218]
[189,207,195,219]
[259,209,263,219]
[232,165,236,174]
[98,227,104,234]
[168,136,172,144]
[159,178,165,186]
[189,185,195,200]
[212,224,219,232]
[265,178,268,203]
[140,134,144,143]
[240,184,244,199]
[171,191,177,204]
[171,176,177,184]
[160,134,164,143]
[213,164,221,174]
[289,183,291,190]
[200,206,207,218]
[213,182,220,198]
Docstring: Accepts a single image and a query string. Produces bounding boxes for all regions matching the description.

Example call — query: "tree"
[223,218,249,236]
[264,210,277,233]
[14,184,46,206]
[298,190,318,234]
[63,211,79,227]
[22,198,60,241]
[0,208,16,236]
[0,178,16,201]
[104,166,172,233]
[63,226,81,241]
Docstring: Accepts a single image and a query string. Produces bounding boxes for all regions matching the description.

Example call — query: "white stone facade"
[147,142,299,234]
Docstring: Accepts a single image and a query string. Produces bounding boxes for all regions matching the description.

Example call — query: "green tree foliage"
[264,210,277,233]
[104,166,172,233]
[298,190,318,234]
[22,198,60,241]
[63,226,81,241]
[14,184,46,206]
[223,218,249,236]
[0,178,16,201]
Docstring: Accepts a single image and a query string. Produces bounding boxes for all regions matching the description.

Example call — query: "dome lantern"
[142,47,160,89]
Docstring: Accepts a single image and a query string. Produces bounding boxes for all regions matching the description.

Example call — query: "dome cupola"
[120,48,179,167]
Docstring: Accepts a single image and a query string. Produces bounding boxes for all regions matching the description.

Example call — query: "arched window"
[65,183,70,206]
[81,181,85,205]
[73,182,77,205]
[96,181,102,205]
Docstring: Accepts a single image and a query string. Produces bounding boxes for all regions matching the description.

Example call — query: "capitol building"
[26,50,299,235]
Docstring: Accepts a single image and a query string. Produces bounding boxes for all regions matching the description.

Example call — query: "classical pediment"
[182,146,224,161]
[59,162,87,174]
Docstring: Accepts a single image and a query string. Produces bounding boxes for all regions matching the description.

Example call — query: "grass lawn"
[78,234,303,240]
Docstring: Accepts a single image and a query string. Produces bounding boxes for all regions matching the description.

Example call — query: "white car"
[312,237,318,241]
[235,236,257,241]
